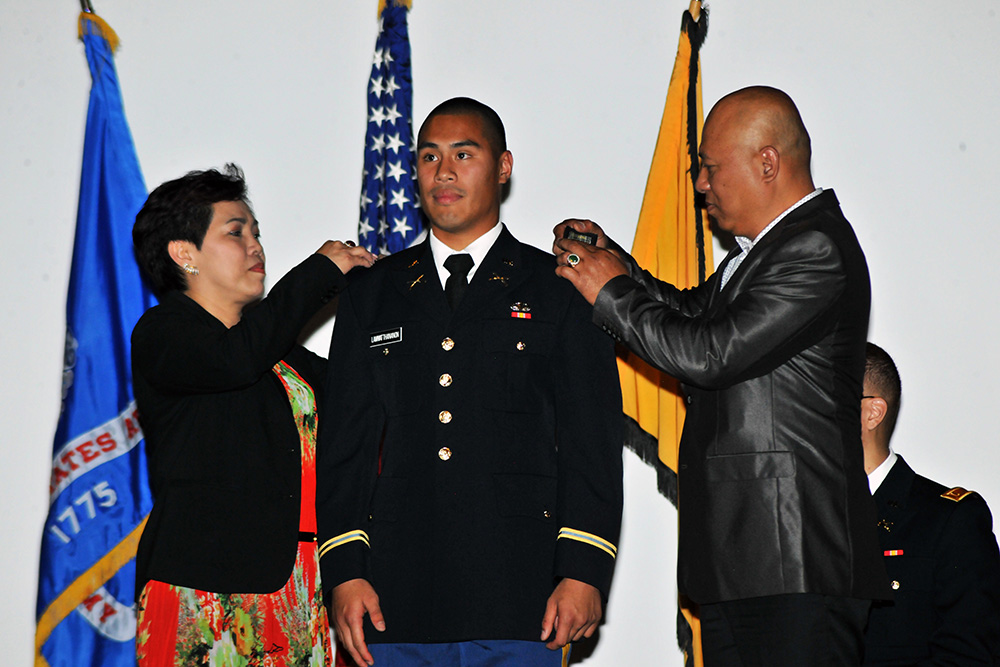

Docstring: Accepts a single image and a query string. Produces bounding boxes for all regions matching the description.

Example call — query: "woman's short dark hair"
[133,163,250,294]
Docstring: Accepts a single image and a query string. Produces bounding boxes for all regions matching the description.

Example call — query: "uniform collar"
[429,221,504,289]
[867,446,897,494]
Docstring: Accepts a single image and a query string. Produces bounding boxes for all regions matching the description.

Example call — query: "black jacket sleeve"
[133,254,344,393]
[592,230,847,390]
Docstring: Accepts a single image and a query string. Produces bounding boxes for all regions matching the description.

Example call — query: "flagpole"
[35,9,153,666]
[616,2,709,664]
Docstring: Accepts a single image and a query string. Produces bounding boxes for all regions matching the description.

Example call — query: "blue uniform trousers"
[368,640,570,667]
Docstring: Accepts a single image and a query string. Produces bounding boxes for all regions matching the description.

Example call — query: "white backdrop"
[4,2,999,664]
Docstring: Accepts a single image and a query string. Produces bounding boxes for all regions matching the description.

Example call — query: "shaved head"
[696,86,816,238]
[709,86,812,175]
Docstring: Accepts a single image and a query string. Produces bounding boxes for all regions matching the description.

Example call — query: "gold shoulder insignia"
[941,487,973,502]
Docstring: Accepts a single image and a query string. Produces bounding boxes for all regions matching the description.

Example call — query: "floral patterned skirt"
[136,540,332,667]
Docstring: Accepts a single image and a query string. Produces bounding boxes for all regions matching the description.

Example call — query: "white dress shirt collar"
[867,447,898,494]
[740,187,824,249]
[720,188,824,289]
[429,221,504,289]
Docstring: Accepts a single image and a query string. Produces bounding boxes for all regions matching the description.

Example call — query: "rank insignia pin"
[489,273,509,287]
[408,274,425,290]
[942,487,973,502]
[407,259,420,269]
[503,259,515,267]
[510,302,531,319]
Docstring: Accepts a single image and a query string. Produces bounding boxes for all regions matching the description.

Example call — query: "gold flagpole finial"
[378,0,412,19]
[78,9,120,52]
[688,0,701,22]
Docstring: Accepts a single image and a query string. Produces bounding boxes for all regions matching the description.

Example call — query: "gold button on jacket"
[317,227,624,644]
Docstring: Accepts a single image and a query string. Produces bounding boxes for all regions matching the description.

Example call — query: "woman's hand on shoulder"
[316,240,377,275]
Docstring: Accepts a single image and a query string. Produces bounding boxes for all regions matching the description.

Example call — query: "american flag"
[358,0,423,255]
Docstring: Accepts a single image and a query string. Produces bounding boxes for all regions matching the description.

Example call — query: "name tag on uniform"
[370,327,403,347]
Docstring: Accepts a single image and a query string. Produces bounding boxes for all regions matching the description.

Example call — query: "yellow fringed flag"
[617,2,709,665]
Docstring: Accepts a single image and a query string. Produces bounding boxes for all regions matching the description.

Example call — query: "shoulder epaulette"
[941,486,973,502]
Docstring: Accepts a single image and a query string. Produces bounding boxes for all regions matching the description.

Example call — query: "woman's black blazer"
[132,255,344,593]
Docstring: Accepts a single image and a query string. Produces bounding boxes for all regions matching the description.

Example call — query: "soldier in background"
[862,342,1000,664]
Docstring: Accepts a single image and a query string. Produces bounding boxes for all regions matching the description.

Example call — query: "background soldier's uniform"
[864,455,1000,664]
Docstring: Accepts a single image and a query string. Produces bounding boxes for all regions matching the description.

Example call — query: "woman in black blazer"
[129,164,373,666]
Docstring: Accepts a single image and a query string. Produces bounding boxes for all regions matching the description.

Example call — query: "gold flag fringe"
[34,516,148,666]
[78,11,120,53]
[377,0,412,19]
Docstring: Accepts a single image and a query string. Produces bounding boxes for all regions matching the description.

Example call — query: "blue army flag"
[357,0,423,254]
[35,11,155,667]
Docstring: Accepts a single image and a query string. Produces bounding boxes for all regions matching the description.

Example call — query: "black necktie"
[444,253,474,310]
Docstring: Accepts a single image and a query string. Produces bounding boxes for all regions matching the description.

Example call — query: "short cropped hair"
[865,342,902,439]
[133,164,249,294]
[420,97,507,158]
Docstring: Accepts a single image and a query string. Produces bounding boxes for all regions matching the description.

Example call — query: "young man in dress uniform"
[316,97,623,667]
[862,342,1000,664]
